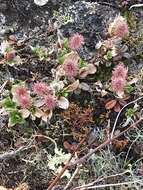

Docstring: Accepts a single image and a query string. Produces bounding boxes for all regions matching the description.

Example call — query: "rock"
[59,1,119,59]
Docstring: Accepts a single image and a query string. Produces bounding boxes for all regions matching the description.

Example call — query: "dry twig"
[0,145,35,161]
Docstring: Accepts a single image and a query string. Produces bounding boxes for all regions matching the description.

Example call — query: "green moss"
[124,11,137,29]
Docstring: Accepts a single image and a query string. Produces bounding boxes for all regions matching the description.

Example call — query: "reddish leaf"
[105,99,117,110]
[123,96,130,101]
[118,99,127,106]
[63,141,78,151]
[4,51,16,61]
[114,103,121,112]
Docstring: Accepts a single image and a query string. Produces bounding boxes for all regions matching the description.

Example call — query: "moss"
[124,10,137,29]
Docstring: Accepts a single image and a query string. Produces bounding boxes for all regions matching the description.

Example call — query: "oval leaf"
[65,80,79,92]
[79,67,89,78]
[114,103,121,112]
[42,110,53,122]
[64,51,80,64]
[79,82,91,91]
[34,108,45,118]
[105,99,117,110]
[87,64,97,74]
[34,99,45,108]
[57,97,69,109]
[20,109,30,119]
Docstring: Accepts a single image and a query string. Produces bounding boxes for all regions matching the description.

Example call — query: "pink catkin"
[111,78,126,95]
[108,16,129,38]
[63,58,79,77]
[111,63,128,96]
[69,33,84,49]
[15,86,32,108]
[33,82,52,96]
[112,63,128,79]
[15,86,28,97]
[18,95,32,109]
[44,95,56,110]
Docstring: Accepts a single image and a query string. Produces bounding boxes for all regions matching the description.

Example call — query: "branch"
[0,145,35,161]
[64,166,80,190]
[75,179,143,190]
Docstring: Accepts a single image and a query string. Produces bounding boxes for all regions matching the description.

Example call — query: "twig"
[0,80,8,94]
[110,96,143,139]
[69,117,143,167]
[124,135,139,167]
[76,179,143,190]
[33,134,58,150]
[73,170,129,190]
[64,166,80,190]
[129,4,143,10]
[0,145,35,161]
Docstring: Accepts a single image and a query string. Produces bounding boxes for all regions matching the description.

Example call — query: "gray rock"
[59,1,119,59]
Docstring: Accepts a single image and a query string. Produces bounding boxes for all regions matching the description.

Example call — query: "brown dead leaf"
[64,51,80,63]
[34,108,45,118]
[20,109,30,119]
[112,139,129,151]
[79,64,97,78]
[43,110,53,122]
[65,80,79,92]
[79,67,89,78]
[87,64,97,74]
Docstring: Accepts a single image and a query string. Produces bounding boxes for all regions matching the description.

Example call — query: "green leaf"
[29,106,36,114]
[32,47,48,60]
[63,38,69,49]
[9,110,25,126]
[79,58,88,68]
[57,89,70,97]
[58,49,68,64]
[125,85,135,94]
[105,51,113,60]
[62,92,69,97]
[2,97,16,111]
[125,107,138,118]
[58,54,65,64]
